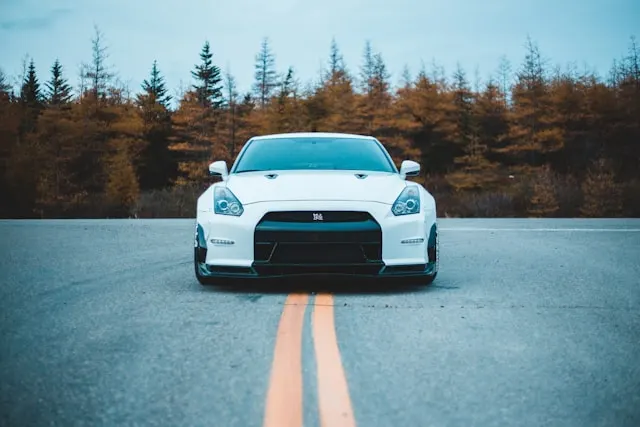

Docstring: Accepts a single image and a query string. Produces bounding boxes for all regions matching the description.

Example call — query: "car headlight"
[214,186,244,216]
[391,186,421,216]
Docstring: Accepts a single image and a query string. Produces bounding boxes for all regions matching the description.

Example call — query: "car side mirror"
[208,160,228,180]
[399,160,420,179]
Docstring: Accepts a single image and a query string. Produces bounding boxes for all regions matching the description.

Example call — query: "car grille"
[261,211,372,223]
[253,211,383,275]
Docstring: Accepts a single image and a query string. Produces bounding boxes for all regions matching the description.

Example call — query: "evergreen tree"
[19,59,43,134]
[46,59,73,106]
[20,59,43,108]
[135,60,176,190]
[139,60,171,107]
[253,37,278,108]
[191,41,223,109]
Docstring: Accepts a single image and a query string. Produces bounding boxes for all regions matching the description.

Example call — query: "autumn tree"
[498,36,563,169]
[580,158,622,217]
[397,69,455,175]
[496,55,512,106]
[224,67,240,157]
[311,39,358,132]
[610,36,640,180]
[528,165,559,217]
[82,25,114,104]
[2,33,640,219]
[446,68,503,192]
[359,40,375,95]
[253,37,278,108]
[357,42,392,134]
[268,66,307,133]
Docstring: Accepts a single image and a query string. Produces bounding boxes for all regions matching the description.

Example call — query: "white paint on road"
[440,227,640,232]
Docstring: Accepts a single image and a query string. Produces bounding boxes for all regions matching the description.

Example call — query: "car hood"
[224,170,407,205]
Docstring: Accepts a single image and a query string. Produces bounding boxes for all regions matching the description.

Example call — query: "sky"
[0,0,638,102]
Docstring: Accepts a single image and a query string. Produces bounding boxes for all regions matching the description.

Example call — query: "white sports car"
[194,132,439,285]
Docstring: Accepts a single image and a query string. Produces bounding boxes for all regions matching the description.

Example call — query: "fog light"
[210,238,235,245]
[401,238,424,244]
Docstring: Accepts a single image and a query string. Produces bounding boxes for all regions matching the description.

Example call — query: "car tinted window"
[233,137,396,173]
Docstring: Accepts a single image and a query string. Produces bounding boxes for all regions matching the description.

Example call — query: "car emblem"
[312,213,324,221]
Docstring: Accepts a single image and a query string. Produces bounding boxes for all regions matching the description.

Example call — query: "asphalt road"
[1,218,639,427]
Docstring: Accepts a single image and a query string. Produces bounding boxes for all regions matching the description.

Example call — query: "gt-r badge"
[312,213,324,221]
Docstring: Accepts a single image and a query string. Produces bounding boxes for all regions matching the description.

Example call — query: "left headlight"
[391,186,421,216]
[214,186,244,216]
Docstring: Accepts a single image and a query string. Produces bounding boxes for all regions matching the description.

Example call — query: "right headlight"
[213,186,244,216]
[391,186,421,216]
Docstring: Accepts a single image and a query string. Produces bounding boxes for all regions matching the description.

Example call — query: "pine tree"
[253,37,278,108]
[139,60,171,107]
[46,59,73,106]
[135,60,176,190]
[192,41,223,109]
[19,59,43,134]
[20,59,43,108]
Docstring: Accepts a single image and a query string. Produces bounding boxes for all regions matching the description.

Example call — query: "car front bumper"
[195,200,437,280]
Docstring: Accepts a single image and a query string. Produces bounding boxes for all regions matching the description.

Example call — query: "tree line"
[0,27,638,218]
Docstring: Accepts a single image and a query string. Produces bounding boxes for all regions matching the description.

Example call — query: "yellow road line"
[312,293,357,427]
[262,293,308,427]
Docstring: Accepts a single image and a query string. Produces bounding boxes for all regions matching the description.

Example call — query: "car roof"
[250,132,375,141]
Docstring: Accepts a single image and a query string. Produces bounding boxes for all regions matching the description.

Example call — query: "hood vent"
[355,173,368,179]
[265,173,278,179]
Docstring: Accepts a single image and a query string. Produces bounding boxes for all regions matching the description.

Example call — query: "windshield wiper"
[235,169,269,173]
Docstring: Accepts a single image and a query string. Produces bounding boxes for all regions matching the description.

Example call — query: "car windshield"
[233,137,397,173]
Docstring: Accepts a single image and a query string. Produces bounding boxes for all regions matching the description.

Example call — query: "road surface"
[1,218,639,427]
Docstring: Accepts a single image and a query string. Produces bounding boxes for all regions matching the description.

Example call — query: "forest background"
[1,27,638,218]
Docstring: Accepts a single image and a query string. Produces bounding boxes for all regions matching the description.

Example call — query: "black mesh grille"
[262,211,372,223]
[253,211,383,275]
[270,243,366,264]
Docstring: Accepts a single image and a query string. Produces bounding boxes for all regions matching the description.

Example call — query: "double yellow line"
[262,293,356,427]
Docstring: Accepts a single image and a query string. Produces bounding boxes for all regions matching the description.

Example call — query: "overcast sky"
[1,0,638,99]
